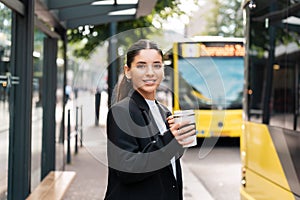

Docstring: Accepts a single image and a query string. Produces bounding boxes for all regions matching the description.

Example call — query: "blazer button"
[172,185,176,188]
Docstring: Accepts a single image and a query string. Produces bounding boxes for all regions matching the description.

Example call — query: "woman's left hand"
[167,115,196,147]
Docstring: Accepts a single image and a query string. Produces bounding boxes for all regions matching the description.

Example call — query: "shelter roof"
[3,0,157,36]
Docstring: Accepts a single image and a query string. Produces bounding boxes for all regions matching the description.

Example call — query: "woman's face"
[125,49,164,100]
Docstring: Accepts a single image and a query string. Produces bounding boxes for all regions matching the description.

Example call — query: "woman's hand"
[167,115,196,147]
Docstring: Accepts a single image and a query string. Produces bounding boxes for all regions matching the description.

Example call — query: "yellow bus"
[240,0,300,199]
[163,36,245,138]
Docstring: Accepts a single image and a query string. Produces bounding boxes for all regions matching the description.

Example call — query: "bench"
[26,171,76,200]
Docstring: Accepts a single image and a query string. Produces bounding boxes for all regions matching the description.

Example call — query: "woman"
[104,39,196,200]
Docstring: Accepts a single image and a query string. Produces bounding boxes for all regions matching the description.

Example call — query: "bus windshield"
[177,57,244,110]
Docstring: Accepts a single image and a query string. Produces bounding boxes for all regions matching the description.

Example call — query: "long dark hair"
[115,39,163,102]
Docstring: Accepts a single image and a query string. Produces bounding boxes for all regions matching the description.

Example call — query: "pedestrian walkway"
[62,126,108,200]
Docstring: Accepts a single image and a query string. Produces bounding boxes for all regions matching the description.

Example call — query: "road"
[182,139,241,200]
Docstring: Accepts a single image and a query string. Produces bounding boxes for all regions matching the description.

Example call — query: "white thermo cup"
[173,110,197,148]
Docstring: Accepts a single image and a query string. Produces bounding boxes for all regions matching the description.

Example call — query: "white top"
[145,99,177,179]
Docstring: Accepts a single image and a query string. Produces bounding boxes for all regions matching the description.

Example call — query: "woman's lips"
[143,79,156,85]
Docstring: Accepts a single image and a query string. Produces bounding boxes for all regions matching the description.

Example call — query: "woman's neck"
[136,89,156,100]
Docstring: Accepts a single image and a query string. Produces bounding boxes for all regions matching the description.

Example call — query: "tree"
[0,3,11,35]
[67,0,198,59]
[200,0,244,37]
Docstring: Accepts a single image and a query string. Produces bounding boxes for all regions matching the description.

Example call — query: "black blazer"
[104,90,184,200]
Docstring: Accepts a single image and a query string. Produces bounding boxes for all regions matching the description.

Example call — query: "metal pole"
[108,22,118,108]
[75,107,78,154]
[67,109,71,163]
[80,105,83,147]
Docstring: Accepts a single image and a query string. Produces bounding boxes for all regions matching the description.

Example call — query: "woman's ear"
[124,65,131,79]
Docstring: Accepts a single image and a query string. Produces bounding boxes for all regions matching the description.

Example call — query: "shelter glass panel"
[0,2,12,199]
[31,29,45,190]
[56,41,65,170]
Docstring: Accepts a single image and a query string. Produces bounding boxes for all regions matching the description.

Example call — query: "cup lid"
[173,110,195,117]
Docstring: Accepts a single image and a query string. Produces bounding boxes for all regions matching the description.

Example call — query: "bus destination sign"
[180,42,245,57]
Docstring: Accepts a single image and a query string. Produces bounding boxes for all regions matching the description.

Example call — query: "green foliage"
[67,0,192,59]
[0,3,12,35]
[201,0,244,37]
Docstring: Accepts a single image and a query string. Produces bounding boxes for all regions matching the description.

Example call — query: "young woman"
[104,39,196,200]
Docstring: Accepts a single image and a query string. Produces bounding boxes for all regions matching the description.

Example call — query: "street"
[182,140,241,200]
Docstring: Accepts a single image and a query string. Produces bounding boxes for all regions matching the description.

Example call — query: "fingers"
[175,126,196,139]
[174,127,196,147]
[168,115,196,147]
[170,121,196,146]
[167,115,175,127]
[178,121,195,132]
[177,137,195,147]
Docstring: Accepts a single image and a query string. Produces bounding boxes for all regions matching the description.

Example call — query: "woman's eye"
[136,64,146,69]
[153,64,162,69]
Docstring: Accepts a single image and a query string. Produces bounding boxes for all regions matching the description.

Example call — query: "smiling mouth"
[143,80,156,84]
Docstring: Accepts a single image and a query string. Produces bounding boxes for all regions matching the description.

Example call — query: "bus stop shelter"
[0,0,157,199]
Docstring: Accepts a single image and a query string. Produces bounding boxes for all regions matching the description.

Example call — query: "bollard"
[95,89,101,126]
[80,105,83,147]
[75,107,79,154]
[67,109,71,164]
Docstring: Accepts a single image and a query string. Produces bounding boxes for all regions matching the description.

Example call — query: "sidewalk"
[63,125,108,200]
[63,124,214,200]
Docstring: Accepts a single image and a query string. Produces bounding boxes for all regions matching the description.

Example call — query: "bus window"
[270,62,296,129]
[177,56,244,110]
[246,1,300,130]
[169,37,245,138]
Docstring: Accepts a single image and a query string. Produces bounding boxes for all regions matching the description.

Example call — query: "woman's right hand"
[167,115,196,147]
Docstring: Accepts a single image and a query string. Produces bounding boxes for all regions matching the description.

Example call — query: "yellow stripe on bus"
[195,109,242,138]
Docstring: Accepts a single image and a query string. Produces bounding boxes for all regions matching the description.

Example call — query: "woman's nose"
[145,65,154,75]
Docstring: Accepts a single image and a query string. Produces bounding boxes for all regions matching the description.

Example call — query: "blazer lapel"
[130,91,177,178]
[155,101,179,179]
[155,101,172,128]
